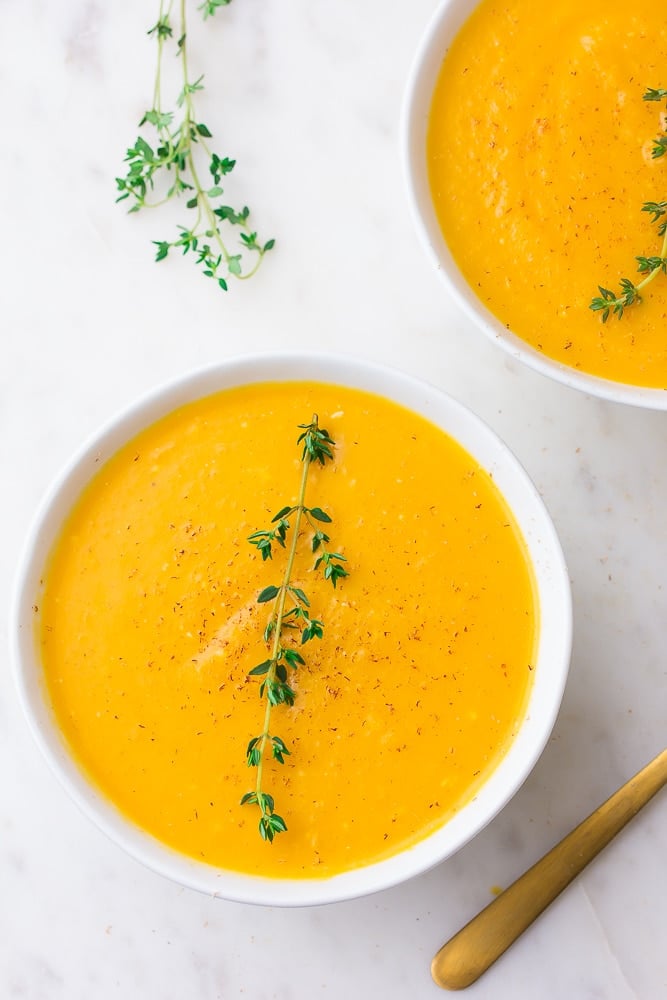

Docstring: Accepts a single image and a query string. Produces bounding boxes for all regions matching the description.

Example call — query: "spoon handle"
[431,747,667,991]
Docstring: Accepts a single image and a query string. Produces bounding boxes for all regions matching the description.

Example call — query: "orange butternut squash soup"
[39,382,537,878]
[427,0,667,387]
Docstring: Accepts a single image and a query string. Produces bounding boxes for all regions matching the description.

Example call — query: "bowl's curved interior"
[401,0,667,410]
[11,353,572,905]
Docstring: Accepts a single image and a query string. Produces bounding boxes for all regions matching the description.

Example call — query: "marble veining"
[2,0,666,997]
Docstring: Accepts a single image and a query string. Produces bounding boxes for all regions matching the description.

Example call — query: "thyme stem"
[252,446,310,817]
[241,415,349,842]
[115,0,274,291]
[590,87,667,322]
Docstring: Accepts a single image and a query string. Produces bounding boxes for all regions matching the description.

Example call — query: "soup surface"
[428,0,667,387]
[39,382,537,878]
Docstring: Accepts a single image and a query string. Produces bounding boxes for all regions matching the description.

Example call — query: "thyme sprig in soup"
[242,415,349,844]
[590,88,667,323]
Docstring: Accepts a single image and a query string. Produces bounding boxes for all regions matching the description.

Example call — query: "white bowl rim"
[401,0,667,411]
[10,350,572,906]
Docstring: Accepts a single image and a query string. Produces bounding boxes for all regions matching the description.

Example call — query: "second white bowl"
[402,0,667,410]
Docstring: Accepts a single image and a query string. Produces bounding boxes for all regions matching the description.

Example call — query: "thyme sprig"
[115,0,274,291]
[241,417,349,842]
[590,88,667,322]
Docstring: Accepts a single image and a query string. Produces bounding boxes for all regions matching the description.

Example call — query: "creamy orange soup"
[428,0,667,387]
[38,382,537,878]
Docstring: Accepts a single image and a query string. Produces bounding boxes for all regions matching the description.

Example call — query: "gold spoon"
[432,747,667,990]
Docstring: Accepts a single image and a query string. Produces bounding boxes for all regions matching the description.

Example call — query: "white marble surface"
[2,0,666,997]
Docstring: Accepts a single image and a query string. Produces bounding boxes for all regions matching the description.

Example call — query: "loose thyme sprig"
[115,0,274,291]
[590,88,667,322]
[241,416,349,842]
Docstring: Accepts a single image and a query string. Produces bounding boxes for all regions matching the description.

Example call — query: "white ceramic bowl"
[402,0,667,410]
[11,353,571,905]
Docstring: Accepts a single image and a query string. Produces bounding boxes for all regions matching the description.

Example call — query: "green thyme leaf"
[257,585,280,604]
